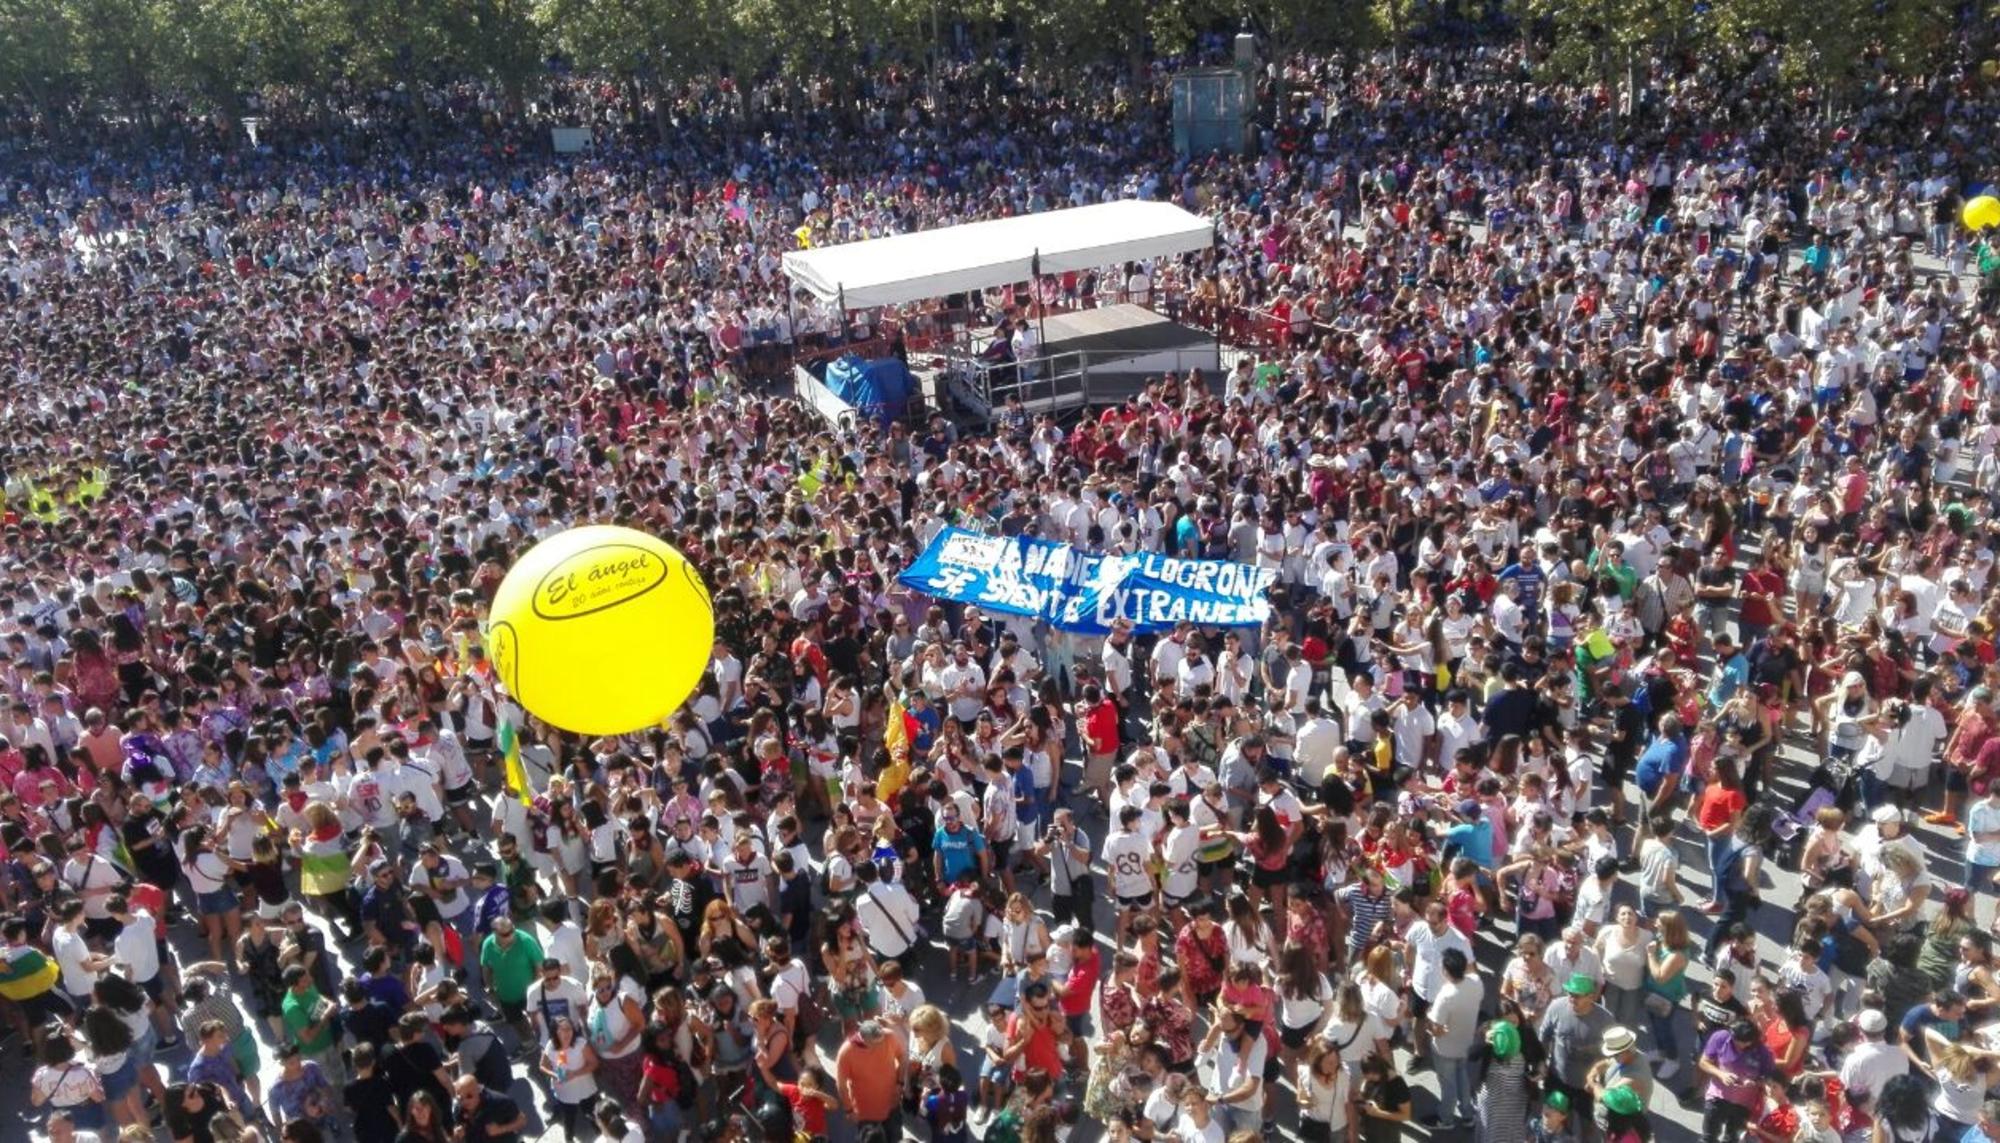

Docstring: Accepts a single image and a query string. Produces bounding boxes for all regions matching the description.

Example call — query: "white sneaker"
[1656,1059,1681,1081]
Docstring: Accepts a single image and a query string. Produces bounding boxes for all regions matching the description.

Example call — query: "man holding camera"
[1035,809,1091,927]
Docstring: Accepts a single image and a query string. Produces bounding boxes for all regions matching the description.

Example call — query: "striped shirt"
[1340,883,1394,960]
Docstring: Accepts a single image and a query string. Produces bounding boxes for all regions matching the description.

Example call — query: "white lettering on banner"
[930,568,979,596]
[1022,543,1049,578]
[940,532,1006,568]
[904,528,1276,632]
[1123,551,1274,600]
[980,575,1049,613]
[1045,546,1072,582]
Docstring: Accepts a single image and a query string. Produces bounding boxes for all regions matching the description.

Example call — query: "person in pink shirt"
[13,747,72,809]
[0,739,25,794]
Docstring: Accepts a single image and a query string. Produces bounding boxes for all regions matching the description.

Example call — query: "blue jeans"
[1436,1053,1475,1123]
[1705,835,1731,891]
[1215,1104,1263,1136]
[647,1102,683,1140]
[1646,1000,1681,1060]
[1857,769,1886,812]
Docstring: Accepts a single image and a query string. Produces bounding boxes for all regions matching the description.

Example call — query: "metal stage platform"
[929,304,1222,422]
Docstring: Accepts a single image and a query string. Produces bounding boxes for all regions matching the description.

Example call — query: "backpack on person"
[461,1026,513,1092]
[942,889,984,942]
[771,970,825,1043]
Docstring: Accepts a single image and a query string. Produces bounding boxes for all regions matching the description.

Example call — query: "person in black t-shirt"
[1355,1053,1412,1143]
[341,979,397,1053]
[343,1043,402,1142]
[661,849,717,952]
[451,1077,526,1143]
[164,1081,229,1143]
[1692,969,1750,1054]
[383,1012,455,1125]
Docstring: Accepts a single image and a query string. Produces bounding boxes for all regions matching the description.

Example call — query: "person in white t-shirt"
[1160,800,1203,913]
[410,844,480,1007]
[1103,806,1156,943]
[524,958,591,1044]
[536,899,591,983]
[105,896,167,1023]
[418,721,479,837]
[50,900,110,1006]
[713,833,775,917]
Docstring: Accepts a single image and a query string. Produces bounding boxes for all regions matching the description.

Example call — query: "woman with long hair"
[819,911,880,1036]
[1222,891,1277,970]
[1319,979,1390,1092]
[80,1004,143,1127]
[636,1021,692,1142]
[394,1090,450,1143]
[1642,909,1696,1078]
[540,1016,601,1141]
[1236,805,1293,915]
[235,908,289,1041]
[93,974,167,1107]
[1358,945,1406,1049]
[906,1003,958,1108]
[31,1033,108,1131]
[1924,1040,1995,1134]
[998,894,1050,977]
[1693,753,1748,912]
[1747,979,1811,1082]
[182,824,242,968]
[1274,945,1330,1067]
[1868,846,1931,935]
[748,997,798,1099]
[546,798,588,900]
[586,965,647,1114]
[696,898,757,969]
[1872,1071,1940,1143]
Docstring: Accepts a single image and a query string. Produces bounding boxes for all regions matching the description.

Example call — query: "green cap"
[1544,1091,1570,1113]
[1600,1085,1644,1117]
[1562,972,1597,996]
[1486,1021,1520,1060]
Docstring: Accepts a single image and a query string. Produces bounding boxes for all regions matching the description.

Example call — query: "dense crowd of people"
[7,34,2000,1143]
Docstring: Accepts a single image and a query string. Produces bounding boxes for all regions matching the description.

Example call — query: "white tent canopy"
[780,200,1214,310]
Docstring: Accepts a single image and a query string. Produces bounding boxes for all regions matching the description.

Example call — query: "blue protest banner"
[896,526,1276,634]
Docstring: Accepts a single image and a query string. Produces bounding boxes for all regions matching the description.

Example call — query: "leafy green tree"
[0,0,82,109]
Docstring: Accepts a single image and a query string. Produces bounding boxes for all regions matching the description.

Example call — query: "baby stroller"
[1768,752,1856,871]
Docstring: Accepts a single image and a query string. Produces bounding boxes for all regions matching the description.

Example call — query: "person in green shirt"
[495,836,539,922]
[1588,540,1639,601]
[479,915,545,1037]
[278,964,343,1085]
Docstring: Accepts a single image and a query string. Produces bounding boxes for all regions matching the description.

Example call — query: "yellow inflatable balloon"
[1965,195,2000,232]
[488,525,714,736]
[1983,59,2000,80]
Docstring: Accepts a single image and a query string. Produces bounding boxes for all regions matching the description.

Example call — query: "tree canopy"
[0,0,1987,126]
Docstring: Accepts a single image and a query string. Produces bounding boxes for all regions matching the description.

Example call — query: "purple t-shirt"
[1700,1029,1774,1108]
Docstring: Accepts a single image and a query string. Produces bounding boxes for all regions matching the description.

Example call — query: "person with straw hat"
[1587,1025,1654,1131]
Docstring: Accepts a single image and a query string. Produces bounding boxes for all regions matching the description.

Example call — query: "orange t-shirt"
[836,1036,903,1122]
